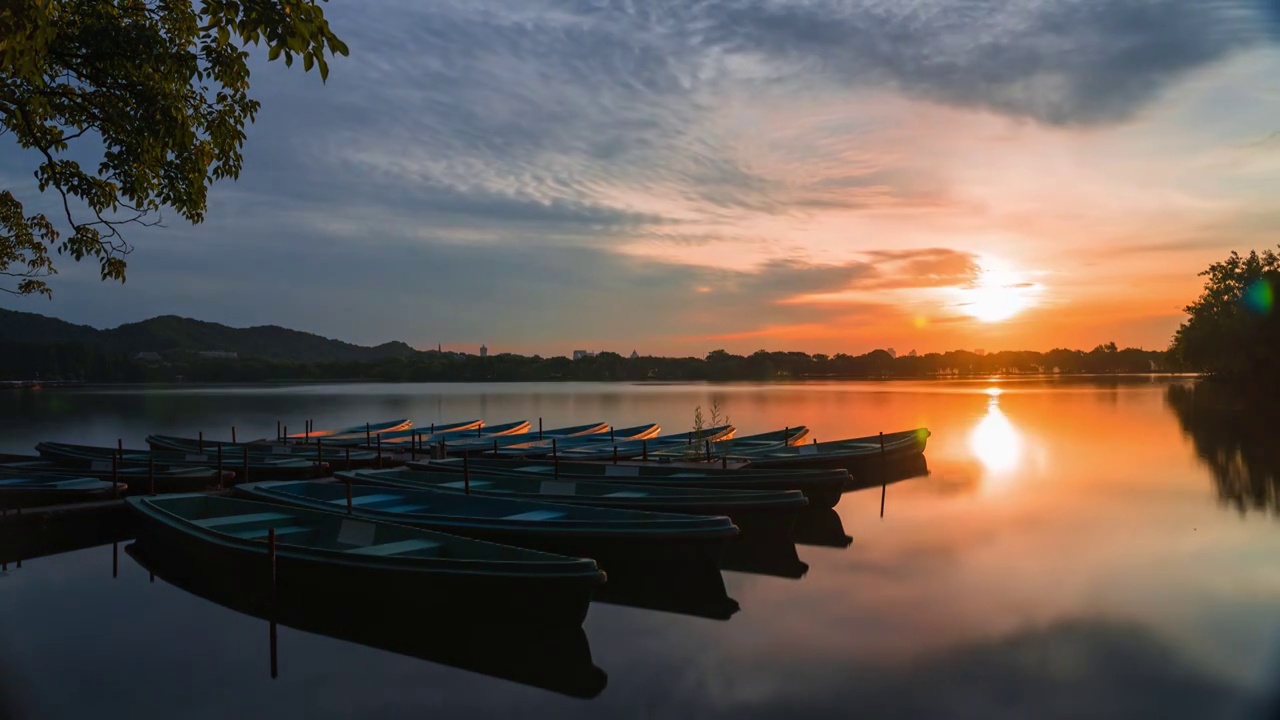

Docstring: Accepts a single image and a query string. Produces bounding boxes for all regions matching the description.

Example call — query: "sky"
[5,0,1280,357]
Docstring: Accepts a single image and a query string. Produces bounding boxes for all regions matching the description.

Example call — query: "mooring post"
[880,482,887,518]
[276,420,281,441]
[705,439,711,462]
[242,446,250,485]
[345,447,351,471]
[376,434,383,469]
[477,424,482,438]
[112,541,118,579]
[879,431,885,454]
[552,438,559,479]
[430,422,435,435]
[111,451,119,498]
[118,438,123,455]
[316,439,324,478]
[198,431,203,453]
[784,426,789,443]
[642,440,648,461]
[538,417,543,440]
[492,438,498,456]
[149,455,156,496]
[232,426,237,443]
[463,453,471,495]
[687,431,692,446]
[441,440,448,459]
[282,425,287,444]
[365,422,371,446]
[610,426,615,443]
[270,621,279,680]
[304,421,309,442]
[722,454,728,469]
[410,432,417,461]
[217,443,223,485]
[613,445,618,464]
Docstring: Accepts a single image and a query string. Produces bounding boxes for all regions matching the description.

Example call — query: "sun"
[958,261,1038,323]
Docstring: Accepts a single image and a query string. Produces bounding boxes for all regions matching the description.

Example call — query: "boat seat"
[193,512,292,528]
[438,480,493,490]
[226,525,310,540]
[345,539,441,557]
[325,493,403,507]
[377,503,427,513]
[503,510,566,521]
[603,491,647,498]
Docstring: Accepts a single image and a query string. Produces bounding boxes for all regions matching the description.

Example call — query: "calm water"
[1,378,1279,719]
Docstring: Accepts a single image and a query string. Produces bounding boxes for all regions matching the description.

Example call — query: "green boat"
[127,494,605,626]
[340,467,806,532]
[649,426,810,459]
[410,456,850,509]
[36,441,325,481]
[125,541,607,698]
[0,475,122,509]
[146,434,383,469]
[237,480,738,571]
[283,418,413,442]
[734,428,931,471]
[0,452,230,493]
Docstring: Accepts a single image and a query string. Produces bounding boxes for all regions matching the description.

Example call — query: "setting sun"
[958,261,1039,323]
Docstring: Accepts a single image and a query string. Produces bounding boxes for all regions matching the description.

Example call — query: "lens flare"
[1242,279,1274,316]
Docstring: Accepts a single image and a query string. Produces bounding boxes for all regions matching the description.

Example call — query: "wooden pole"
[270,621,279,680]
[613,445,618,464]
[784,426,789,443]
[492,439,498,456]
[610,426,615,443]
[111,451,119,498]
[243,446,250,485]
[463,453,471,495]
[538,417,543,440]
[282,425,287,444]
[345,447,351,471]
[477,424,482,438]
[722,453,728,469]
[705,439,711,462]
[277,420,281,441]
[304,421,309,442]
[112,541,118,579]
[880,482,887,518]
[376,434,383,469]
[217,443,223,486]
[232,426,237,443]
[198,431,203,452]
[552,438,559,479]
[642,440,648,461]
[365,422,371,446]
[316,439,323,477]
[879,431,885,454]
[410,431,416,461]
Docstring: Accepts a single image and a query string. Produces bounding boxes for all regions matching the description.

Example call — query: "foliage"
[0,0,347,296]
[1170,248,1280,391]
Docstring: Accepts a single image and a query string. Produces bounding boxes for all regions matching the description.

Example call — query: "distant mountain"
[0,309,421,362]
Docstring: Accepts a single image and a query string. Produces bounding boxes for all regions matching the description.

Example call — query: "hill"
[0,309,420,362]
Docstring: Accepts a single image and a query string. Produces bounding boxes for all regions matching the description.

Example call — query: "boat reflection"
[792,508,852,548]
[721,526,808,579]
[126,541,608,699]
[592,561,740,620]
[1167,382,1280,516]
[845,454,930,493]
[0,501,131,566]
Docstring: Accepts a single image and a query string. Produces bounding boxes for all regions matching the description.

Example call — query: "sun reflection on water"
[970,389,1022,476]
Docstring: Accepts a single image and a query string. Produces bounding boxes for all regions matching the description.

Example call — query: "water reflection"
[969,389,1022,476]
[126,540,608,699]
[721,528,808,579]
[792,509,852,548]
[592,562,739,620]
[1167,382,1280,516]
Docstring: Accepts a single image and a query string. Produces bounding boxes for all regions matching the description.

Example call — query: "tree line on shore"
[0,341,1171,384]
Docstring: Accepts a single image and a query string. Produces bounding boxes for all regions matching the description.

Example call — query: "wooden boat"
[410,457,850,509]
[283,418,412,442]
[650,426,809,459]
[734,428,931,471]
[145,435,383,468]
[125,541,607,698]
[428,422,611,456]
[515,425,736,461]
[237,480,738,570]
[356,419,483,446]
[127,494,604,626]
[341,468,806,532]
[0,476,122,509]
[0,453,231,493]
[36,441,325,481]
[485,423,662,458]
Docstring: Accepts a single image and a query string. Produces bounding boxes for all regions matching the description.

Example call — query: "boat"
[0,476,123,509]
[410,457,850,509]
[349,419,483,446]
[125,541,607,698]
[0,453,231,493]
[283,418,413,442]
[236,480,738,570]
[145,435,383,469]
[484,423,662,458]
[340,467,806,532]
[424,422,612,456]
[734,428,931,471]
[36,441,326,481]
[649,426,810,459]
[513,425,736,461]
[591,560,739,621]
[127,494,605,626]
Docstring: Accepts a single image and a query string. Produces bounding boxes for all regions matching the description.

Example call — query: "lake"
[1,378,1278,719]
